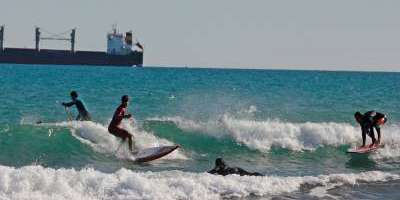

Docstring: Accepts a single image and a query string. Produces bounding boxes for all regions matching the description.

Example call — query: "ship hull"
[0,48,143,67]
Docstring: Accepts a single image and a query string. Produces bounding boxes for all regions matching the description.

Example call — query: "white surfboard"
[134,145,180,163]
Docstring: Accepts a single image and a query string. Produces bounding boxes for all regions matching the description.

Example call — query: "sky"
[1,0,400,71]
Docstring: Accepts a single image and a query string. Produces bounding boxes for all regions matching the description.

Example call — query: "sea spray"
[37,120,187,161]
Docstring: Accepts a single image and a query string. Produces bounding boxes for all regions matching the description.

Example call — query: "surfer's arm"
[124,113,132,119]
[375,126,381,142]
[208,169,217,174]
[62,101,75,107]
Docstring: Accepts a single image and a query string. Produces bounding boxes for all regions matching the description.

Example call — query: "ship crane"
[35,27,76,52]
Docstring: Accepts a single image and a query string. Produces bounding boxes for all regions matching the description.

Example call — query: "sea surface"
[0,64,400,199]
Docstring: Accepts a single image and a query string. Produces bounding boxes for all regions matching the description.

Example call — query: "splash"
[38,120,187,161]
[370,123,400,160]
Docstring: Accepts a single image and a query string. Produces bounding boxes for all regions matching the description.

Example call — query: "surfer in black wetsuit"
[62,91,91,121]
[208,158,263,176]
[354,111,387,147]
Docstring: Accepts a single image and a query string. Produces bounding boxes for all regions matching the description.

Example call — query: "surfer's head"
[70,91,78,99]
[215,158,226,168]
[354,111,363,123]
[121,95,129,107]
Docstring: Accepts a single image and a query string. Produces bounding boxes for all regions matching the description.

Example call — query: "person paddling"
[208,158,263,176]
[354,111,387,147]
[108,95,136,153]
[62,91,91,121]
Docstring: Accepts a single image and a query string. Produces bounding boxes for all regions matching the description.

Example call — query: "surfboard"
[134,145,180,163]
[346,143,384,154]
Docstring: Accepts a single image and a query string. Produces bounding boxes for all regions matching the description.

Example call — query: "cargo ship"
[0,26,143,67]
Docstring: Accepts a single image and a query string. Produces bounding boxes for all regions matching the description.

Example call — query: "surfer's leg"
[82,112,91,121]
[116,128,134,152]
[109,127,136,152]
[369,127,376,146]
[361,129,367,147]
[128,136,133,152]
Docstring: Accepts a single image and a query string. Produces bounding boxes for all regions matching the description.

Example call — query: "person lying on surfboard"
[208,158,263,176]
[108,95,136,153]
[354,111,387,148]
[61,91,91,121]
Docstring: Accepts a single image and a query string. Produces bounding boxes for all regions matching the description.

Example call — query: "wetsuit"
[208,159,263,176]
[359,111,387,146]
[108,105,132,140]
[63,99,91,121]
[208,166,263,176]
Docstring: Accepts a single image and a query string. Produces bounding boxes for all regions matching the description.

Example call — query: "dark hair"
[121,95,129,102]
[70,91,78,98]
[354,111,362,118]
[215,158,226,167]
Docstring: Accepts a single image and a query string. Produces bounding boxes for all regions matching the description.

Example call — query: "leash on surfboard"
[64,107,73,121]
[114,140,125,154]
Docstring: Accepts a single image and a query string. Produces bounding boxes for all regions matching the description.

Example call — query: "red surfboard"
[134,145,180,163]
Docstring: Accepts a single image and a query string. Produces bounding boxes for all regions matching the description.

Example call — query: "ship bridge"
[107,27,142,55]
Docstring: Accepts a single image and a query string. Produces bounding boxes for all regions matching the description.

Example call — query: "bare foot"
[131,149,139,154]
[368,143,376,148]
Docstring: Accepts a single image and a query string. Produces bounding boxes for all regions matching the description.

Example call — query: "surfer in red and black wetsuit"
[354,111,387,147]
[108,95,135,153]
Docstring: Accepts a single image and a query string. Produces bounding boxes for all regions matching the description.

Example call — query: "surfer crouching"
[208,158,263,176]
[354,111,387,147]
[62,91,91,121]
[108,95,136,153]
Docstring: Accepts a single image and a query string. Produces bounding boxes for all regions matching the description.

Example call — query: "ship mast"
[0,25,4,51]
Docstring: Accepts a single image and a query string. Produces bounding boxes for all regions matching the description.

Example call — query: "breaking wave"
[36,120,187,161]
[0,165,397,200]
[149,115,400,156]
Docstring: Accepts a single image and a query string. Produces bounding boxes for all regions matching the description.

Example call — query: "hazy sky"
[2,0,400,71]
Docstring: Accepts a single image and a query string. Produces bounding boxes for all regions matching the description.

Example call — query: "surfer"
[354,111,387,147]
[208,158,263,176]
[61,91,91,121]
[108,95,136,153]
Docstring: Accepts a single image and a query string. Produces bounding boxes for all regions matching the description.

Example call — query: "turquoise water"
[1,64,400,199]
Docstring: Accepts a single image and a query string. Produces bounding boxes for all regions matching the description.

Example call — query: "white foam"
[221,116,360,151]
[0,165,397,200]
[38,120,187,161]
[370,123,400,160]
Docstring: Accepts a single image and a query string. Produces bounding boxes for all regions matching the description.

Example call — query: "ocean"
[0,64,400,199]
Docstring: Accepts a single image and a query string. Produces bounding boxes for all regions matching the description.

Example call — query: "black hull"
[0,48,143,67]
